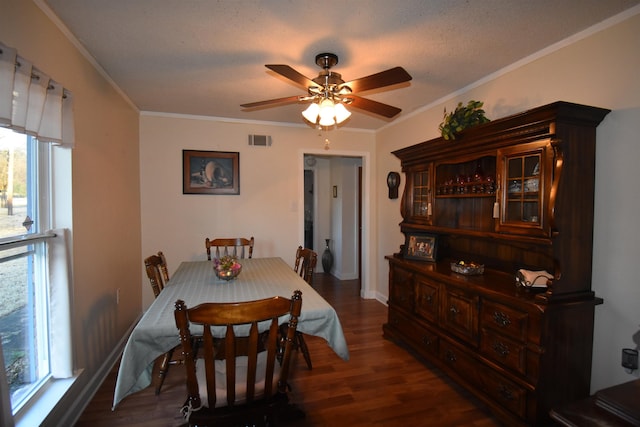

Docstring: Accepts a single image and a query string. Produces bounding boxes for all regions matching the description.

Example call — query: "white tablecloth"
[112,257,349,408]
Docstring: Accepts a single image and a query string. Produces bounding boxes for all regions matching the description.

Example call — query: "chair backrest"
[205,237,254,261]
[294,246,317,285]
[174,291,302,423]
[144,251,170,298]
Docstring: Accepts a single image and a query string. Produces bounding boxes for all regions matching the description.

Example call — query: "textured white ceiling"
[42,0,639,130]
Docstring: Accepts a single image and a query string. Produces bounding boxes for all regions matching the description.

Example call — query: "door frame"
[298,149,374,299]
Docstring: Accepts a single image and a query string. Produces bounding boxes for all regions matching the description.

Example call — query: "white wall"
[139,115,375,307]
[311,156,331,265]
[376,8,640,393]
[328,157,361,280]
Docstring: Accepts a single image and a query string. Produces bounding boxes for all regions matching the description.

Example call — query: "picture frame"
[404,233,438,262]
[183,150,240,195]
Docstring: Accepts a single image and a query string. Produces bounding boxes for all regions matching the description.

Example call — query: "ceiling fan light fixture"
[334,102,351,124]
[319,114,336,127]
[302,102,320,123]
[244,53,411,124]
[318,98,337,126]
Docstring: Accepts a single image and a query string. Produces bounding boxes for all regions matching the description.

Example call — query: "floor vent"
[248,134,272,147]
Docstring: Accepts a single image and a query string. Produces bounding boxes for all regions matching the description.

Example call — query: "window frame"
[0,130,74,425]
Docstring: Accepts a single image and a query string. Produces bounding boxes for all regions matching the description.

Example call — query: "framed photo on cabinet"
[183,150,239,195]
[404,233,437,262]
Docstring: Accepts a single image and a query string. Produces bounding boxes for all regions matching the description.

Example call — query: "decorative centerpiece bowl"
[451,260,484,275]
[214,255,242,281]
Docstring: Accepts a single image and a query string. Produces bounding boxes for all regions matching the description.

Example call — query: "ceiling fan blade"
[342,67,412,93]
[241,95,302,109]
[345,95,402,118]
[266,64,318,89]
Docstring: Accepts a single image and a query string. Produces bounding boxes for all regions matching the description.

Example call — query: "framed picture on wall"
[183,150,240,195]
[404,233,438,262]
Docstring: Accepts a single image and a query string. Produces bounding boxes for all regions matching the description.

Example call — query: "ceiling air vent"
[248,134,272,147]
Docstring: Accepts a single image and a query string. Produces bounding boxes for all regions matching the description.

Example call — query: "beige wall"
[1,0,141,415]
[139,115,376,307]
[376,10,640,392]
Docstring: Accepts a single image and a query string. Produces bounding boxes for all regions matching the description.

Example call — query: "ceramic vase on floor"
[322,239,333,273]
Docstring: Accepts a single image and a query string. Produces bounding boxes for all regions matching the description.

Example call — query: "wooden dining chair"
[205,237,254,261]
[174,291,304,427]
[294,246,317,285]
[144,251,181,394]
[144,251,170,297]
[285,246,317,370]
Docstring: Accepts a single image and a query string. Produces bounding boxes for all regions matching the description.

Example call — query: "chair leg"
[155,348,174,395]
[296,332,312,370]
[278,325,312,369]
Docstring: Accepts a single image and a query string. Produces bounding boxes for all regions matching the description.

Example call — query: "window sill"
[14,370,82,427]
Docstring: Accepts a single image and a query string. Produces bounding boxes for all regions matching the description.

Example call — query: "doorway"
[303,154,362,283]
[304,169,314,249]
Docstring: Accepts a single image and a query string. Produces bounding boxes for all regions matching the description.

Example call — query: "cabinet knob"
[492,341,510,357]
[423,336,432,346]
[445,350,457,362]
[449,306,459,315]
[498,384,514,401]
[493,311,511,327]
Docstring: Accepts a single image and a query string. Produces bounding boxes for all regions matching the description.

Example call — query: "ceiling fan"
[241,53,412,126]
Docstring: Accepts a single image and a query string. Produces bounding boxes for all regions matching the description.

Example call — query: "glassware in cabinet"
[433,156,496,232]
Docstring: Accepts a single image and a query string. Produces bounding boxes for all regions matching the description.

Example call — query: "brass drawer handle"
[493,311,511,327]
[492,341,510,357]
[445,350,457,362]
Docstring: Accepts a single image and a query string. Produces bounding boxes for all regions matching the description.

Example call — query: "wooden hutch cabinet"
[383,102,610,426]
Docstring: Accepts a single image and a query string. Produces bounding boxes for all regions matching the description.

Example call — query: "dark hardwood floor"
[75,274,502,426]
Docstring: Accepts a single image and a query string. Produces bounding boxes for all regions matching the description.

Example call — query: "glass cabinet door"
[412,169,431,218]
[401,165,433,225]
[505,153,540,223]
[497,140,551,237]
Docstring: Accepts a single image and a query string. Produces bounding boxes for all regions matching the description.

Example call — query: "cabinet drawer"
[478,368,528,418]
[481,300,528,341]
[441,286,479,345]
[440,340,480,389]
[415,278,439,323]
[389,266,414,312]
[388,308,439,357]
[481,329,527,375]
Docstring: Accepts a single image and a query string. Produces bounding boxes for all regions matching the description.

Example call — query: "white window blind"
[0,42,74,147]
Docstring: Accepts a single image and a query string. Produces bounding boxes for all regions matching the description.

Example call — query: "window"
[0,128,55,415]
[1,41,75,426]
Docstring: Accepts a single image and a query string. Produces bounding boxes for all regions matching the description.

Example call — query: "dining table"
[112,257,350,409]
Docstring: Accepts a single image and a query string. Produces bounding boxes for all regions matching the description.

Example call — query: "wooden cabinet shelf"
[436,193,495,199]
[385,102,610,426]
